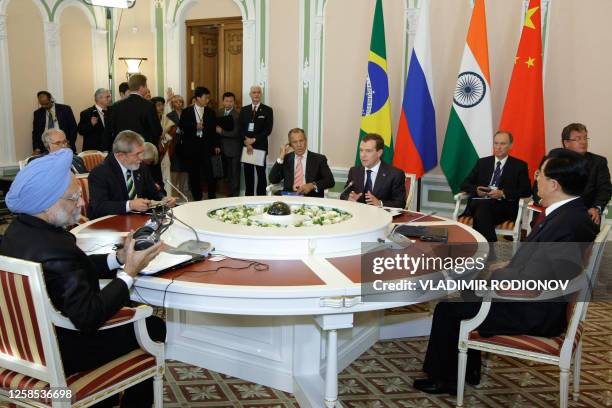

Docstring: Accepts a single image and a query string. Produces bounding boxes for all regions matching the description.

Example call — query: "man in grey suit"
[216,92,242,197]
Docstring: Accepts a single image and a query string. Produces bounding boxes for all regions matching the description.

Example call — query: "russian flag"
[393,0,436,179]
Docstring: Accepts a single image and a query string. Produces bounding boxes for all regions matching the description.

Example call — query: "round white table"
[72,197,487,408]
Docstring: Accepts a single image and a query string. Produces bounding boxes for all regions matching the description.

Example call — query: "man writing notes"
[340,133,406,208]
[268,128,335,197]
[460,131,531,242]
[1,149,165,407]
[239,85,274,196]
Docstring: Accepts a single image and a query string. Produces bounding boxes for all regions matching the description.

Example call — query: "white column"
[242,18,256,102]
[0,13,15,165]
[324,329,338,408]
[92,27,109,91]
[404,4,419,78]
[164,22,180,94]
[43,21,64,101]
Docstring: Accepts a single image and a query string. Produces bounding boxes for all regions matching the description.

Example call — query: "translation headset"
[132,206,173,250]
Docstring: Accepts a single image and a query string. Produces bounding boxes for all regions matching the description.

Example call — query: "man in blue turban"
[1,148,165,408]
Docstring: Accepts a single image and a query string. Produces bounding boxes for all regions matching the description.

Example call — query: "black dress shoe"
[413,378,457,395]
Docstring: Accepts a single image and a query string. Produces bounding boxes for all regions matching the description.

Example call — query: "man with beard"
[0,149,165,407]
[88,130,176,219]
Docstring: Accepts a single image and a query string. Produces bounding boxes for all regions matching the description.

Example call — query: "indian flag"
[441,0,493,193]
[355,0,393,165]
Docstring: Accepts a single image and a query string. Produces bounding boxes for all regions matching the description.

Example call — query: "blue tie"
[490,161,502,186]
[364,169,373,196]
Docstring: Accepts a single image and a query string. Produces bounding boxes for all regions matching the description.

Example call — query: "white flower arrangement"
[208,204,352,228]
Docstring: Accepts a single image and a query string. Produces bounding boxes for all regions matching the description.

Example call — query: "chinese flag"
[499,0,545,182]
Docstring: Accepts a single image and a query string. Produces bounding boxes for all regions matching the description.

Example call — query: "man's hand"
[129,198,151,212]
[245,137,256,146]
[90,116,99,126]
[122,234,163,278]
[166,87,174,101]
[214,147,221,155]
[348,191,362,202]
[295,183,315,195]
[279,144,291,160]
[196,122,203,130]
[588,208,601,225]
[216,125,223,134]
[487,189,504,200]
[476,186,490,197]
[246,145,254,155]
[163,196,177,208]
[364,192,381,207]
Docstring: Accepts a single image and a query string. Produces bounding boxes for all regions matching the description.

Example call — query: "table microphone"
[168,210,212,256]
[338,180,354,197]
[165,179,189,203]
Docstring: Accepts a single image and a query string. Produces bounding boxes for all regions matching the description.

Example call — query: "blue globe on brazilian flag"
[356,0,393,166]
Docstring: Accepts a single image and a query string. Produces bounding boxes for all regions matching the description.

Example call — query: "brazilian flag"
[355,0,393,166]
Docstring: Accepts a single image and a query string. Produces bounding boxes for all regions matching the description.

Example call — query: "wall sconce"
[119,57,147,80]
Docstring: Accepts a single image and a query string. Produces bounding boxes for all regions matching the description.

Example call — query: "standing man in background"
[216,92,242,197]
[239,85,273,196]
[32,91,77,154]
[78,88,111,152]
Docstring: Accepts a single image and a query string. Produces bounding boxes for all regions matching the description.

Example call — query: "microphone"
[339,180,354,197]
[407,211,437,222]
[168,210,212,256]
[165,179,189,203]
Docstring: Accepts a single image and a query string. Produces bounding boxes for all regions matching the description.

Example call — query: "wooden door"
[186,17,243,109]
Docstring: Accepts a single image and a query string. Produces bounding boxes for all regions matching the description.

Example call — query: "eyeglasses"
[50,139,69,146]
[62,189,83,202]
[566,137,589,142]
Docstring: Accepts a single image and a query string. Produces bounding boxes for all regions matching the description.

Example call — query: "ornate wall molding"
[43,21,64,101]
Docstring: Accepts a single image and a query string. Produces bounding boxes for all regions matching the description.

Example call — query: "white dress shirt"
[364,161,381,189]
[545,197,578,217]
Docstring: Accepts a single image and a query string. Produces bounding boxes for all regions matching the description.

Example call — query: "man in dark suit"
[268,128,335,197]
[77,88,112,151]
[180,86,221,201]
[533,123,610,226]
[88,130,176,219]
[32,91,77,154]
[239,85,274,196]
[340,133,406,208]
[105,74,162,151]
[461,131,532,242]
[1,149,165,407]
[27,129,87,174]
[413,149,598,395]
[216,92,242,197]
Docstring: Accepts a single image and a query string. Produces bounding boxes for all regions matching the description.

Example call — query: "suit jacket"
[106,94,162,149]
[461,155,531,200]
[477,198,598,337]
[77,105,107,151]
[28,153,87,174]
[238,103,274,153]
[0,214,129,334]
[32,103,78,152]
[216,108,242,157]
[179,105,220,156]
[88,154,164,219]
[340,161,407,208]
[533,152,611,211]
[268,151,335,198]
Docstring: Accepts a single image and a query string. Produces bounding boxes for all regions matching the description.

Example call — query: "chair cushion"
[457,216,515,231]
[100,307,137,328]
[0,349,156,405]
[468,323,584,356]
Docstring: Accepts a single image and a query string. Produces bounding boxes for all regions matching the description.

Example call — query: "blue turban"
[6,149,74,215]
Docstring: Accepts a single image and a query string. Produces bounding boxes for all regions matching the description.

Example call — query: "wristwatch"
[276,158,284,164]
[312,182,318,193]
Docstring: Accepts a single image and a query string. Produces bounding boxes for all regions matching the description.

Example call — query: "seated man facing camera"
[1,149,165,408]
[268,128,335,197]
[412,148,598,395]
[88,130,176,219]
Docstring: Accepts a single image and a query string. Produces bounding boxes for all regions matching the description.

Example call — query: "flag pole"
[416,179,422,212]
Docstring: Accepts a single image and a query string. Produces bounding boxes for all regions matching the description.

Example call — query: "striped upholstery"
[80,152,105,172]
[0,270,46,366]
[101,307,137,328]
[469,322,584,357]
[457,215,515,231]
[0,349,156,405]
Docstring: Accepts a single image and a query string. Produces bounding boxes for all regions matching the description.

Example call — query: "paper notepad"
[139,252,193,275]
[240,147,266,166]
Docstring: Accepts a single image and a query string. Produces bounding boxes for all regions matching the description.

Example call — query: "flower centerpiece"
[208,203,352,228]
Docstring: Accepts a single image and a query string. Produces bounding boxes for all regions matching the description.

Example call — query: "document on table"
[139,252,193,275]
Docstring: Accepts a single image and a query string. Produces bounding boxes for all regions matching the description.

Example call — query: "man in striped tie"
[88,130,176,219]
[268,128,335,197]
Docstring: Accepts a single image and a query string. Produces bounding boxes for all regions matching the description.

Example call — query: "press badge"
[248,122,255,132]
[197,129,203,138]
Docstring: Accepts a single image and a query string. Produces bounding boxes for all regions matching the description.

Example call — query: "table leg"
[324,329,338,408]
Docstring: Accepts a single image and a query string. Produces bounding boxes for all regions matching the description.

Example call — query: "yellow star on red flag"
[524,6,539,29]
[525,57,535,68]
